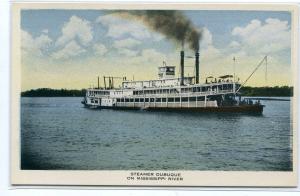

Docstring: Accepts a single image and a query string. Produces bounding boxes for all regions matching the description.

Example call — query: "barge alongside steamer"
[82,51,265,113]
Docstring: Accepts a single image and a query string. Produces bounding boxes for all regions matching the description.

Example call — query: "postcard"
[11,3,298,186]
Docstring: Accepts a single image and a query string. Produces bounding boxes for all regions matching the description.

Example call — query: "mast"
[103,76,106,89]
[233,57,236,94]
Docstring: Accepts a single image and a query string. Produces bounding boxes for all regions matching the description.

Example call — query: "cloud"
[201,45,222,61]
[56,15,93,46]
[51,40,86,60]
[96,14,151,40]
[232,19,261,37]
[197,28,222,61]
[228,41,241,49]
[96,13,163,41]
[200,27,213,49]
[117,48,138,57]
[93,43,107,56]
[42,29,49,34]
[141,48,166,62]
[21,30,52,56]
[113,38,141,49]
[232,18,290,54]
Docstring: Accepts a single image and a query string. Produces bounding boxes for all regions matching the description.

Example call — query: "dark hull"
[145,105,264,113]
[83,103,264,114]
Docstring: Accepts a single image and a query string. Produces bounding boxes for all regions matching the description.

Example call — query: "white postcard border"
[10,2,299,187]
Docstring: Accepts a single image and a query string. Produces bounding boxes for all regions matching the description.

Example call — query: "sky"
[21,9,292,91]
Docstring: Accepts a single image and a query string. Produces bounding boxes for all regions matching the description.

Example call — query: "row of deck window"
[88,84,238,97]
[88,91,109,96]
[116,96,206,103]
[132,84,236,95]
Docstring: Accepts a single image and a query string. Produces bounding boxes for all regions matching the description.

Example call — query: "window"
[190,97,196,101]
[197,96,205,101]
[166,67,175,75]
[182,97,188,102]
[168,97,174,102]
[170,89,176,93]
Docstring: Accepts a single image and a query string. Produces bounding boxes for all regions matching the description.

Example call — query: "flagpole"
[233,57,236,95]
[233,57,236,83]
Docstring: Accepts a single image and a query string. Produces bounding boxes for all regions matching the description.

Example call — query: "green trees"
[21,88,86,97]
[240,86,293,97]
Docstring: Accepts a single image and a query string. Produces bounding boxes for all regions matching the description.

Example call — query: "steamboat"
[82,50,265,113]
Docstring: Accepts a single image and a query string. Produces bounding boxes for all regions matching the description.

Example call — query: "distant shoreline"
[21,86,293,97]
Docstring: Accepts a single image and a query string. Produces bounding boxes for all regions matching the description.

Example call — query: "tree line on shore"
[21,88,86,97]
[21,86,293,97]
[240,86,292,97]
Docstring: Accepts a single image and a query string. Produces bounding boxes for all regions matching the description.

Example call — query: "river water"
[21,97,293,170]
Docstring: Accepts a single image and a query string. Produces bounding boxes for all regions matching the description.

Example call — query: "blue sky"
[21,9,292,90]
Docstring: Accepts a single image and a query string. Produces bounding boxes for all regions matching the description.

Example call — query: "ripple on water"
[21,97,292,171]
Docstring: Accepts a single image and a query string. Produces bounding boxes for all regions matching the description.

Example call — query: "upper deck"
[86,63,239,98]
[121,64,195,89]
[122,77,194,89]
[86,79,240,98]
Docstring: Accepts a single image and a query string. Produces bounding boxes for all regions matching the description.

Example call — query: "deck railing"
[88,89,235,99]
[115,100,218,108]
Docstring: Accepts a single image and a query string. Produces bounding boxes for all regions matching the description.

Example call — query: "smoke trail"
[116,10,202,51]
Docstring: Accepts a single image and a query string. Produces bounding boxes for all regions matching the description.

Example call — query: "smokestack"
[195,52,199,84]
[97,76,100,89]
[109,77,111,89]
[180,50,184,86]
[103,76,106,89]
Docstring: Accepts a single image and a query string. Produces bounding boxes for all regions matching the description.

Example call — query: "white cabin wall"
[110,90,133,98]
[121,77,193,89]
[101,98,116,106]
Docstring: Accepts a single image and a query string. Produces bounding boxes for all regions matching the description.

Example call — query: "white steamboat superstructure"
[82,51,264,113]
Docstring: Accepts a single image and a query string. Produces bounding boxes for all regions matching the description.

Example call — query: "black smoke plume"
[116,10,202,51]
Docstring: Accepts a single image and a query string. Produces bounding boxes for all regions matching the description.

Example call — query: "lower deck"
[83,93,264,113]
[85,93,239,108]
